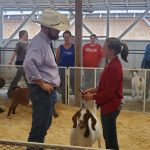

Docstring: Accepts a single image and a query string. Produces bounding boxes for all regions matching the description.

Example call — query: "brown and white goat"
[70,108,102,148]
[7,87,30,118]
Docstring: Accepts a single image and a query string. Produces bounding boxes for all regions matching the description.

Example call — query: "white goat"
[70,108,102,148]
[131,71,145,99]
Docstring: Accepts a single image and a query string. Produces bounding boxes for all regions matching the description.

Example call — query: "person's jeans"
[58,68,74,104]
[7,67,28,97]
[101,107,121,150]
[27,84,55,150]
[83,69,94,89]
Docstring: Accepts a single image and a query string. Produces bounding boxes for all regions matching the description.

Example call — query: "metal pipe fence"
[0,65,150,112]
[0,65,150,149]
[0,140,101,150]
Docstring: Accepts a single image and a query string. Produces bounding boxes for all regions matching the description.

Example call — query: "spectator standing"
[7,30,29,97]
[56,30,75,104]
[141,44,150,98]
[82,34,103,89]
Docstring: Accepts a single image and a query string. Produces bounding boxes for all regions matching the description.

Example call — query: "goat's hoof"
[7,116,12,119]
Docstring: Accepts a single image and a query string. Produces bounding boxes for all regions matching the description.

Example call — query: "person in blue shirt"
[141,44,150,98]
[56,30,75,104]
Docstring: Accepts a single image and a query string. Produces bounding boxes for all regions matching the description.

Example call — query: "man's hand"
[34,79,53,93]
[41,82,53,93]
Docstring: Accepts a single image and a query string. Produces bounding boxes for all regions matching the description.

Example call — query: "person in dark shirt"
[7,30,29,97]
[141,44,150,98]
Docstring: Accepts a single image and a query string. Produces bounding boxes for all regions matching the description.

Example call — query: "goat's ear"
[84,124,90,138]
[90,113,97,131]
[72,110,80,128]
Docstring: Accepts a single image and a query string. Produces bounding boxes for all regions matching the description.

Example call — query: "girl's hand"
[82,92,94,101]
[83,88,98,94]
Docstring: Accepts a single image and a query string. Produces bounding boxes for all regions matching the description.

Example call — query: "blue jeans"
[27,84,55,145]
[58,68,74,104]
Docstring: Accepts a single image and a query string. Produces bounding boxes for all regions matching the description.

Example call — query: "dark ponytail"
[106,37,129,62]
[121,43,129,62]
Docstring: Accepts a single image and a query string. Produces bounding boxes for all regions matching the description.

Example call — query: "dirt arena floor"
[0,102,150,150]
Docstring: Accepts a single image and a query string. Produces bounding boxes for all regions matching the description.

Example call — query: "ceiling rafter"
[30,0,37,9]
[126,0,129,10]
[66,0,72,10]
[49,0,55,8]
[0,0,150,12]
[9,0,22,12]
[86,0,90,9]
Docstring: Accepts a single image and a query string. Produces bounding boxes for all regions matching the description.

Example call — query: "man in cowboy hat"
[23,9,70,149]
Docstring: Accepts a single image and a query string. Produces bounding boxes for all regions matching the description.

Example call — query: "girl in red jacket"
[82,37,129,150]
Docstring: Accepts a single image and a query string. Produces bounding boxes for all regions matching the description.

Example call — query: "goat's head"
[130,69,138,77]
[72,108,97,138]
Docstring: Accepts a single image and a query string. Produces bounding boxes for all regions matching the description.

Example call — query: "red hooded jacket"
[94,56,123,115]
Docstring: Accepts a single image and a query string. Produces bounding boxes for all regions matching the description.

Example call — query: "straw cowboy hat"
[32,9,70,31]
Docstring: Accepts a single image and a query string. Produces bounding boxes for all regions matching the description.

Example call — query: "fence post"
[67,67,70,106]
[143,69,146,112]
[65,67,69,105]
[75,0,82,107]
[94,68,97,108]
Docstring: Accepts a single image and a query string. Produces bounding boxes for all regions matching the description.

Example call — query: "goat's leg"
[138,90,144,103]
[97,138,102,148]
[136,89,140,99]
[7,103,14,118]
[7,102,17,118]
[12,104,18,114]
[132,88,135,98]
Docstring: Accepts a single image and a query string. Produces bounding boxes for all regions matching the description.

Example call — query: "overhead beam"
[68,11,94,36]
[82,23,94,35]
[66,0,72,10]
[9,0,22,12]
[147,0,150,8]
[30,0,37,9]
[126,0,129,10]
[3,11,36,48]
[143,17,150,26]
[105,0,109,8]
[86,0,90,9]
[49,0,55,8]
[118,8,150,39]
